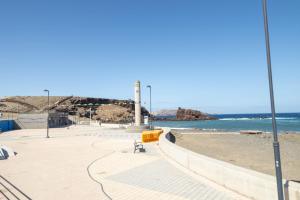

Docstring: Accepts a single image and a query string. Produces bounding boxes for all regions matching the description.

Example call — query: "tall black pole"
[150,86,152,129]
[47,91,50,138]
[147,85,152,129]
[262,0,284,199]
[44,89,50,138]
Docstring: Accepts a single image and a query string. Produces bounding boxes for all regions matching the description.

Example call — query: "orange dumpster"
[141,129,163,143]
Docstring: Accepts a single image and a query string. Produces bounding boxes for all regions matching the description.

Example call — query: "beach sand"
[172,129,300,181]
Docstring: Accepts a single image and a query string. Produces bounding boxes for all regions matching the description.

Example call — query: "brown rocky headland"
[153,107,217,121]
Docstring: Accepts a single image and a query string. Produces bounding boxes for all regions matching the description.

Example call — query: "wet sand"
[172,129,300,181]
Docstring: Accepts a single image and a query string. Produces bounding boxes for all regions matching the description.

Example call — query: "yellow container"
[141,129,163,143]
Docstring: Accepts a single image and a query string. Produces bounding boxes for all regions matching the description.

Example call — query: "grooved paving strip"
[106,159,233,200]
[0,176,31,200]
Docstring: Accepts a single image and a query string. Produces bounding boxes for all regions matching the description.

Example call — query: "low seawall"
[159,129,300,200]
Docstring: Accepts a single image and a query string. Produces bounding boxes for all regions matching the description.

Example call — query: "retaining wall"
[16,114,48,129]
[15,113,70,129]
[159,130,300,200]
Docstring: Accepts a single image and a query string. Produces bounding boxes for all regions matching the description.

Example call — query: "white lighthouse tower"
[134,80,142,126]
[127,80,148,133]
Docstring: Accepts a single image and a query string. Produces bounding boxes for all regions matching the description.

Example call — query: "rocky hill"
[0,96,149,123]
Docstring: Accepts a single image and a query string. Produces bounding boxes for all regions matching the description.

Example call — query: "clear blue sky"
[0,0,299,114]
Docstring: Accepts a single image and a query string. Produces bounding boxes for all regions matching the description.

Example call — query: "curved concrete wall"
[159,130,300,200]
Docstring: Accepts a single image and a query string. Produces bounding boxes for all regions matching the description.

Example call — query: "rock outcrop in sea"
[154,107,217,121]
[176,107,217,120]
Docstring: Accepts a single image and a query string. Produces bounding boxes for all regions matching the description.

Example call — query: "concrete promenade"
[0,126,247,200]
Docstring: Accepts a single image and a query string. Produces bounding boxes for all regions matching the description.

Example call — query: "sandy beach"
[172,129,300,182]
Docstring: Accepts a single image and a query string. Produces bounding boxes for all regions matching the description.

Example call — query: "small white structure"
[144,116,149,125]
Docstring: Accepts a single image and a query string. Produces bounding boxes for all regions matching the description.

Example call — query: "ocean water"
[152,113,300,133]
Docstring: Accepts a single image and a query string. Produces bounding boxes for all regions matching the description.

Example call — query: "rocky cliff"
[0,96,149,123]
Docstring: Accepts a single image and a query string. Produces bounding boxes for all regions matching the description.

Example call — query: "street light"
[146,85,152,129]
[261,0,284,199]
[44,89,50,138]
[87,103,94,125]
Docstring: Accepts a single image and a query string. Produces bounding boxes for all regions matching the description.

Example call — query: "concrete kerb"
[158,128,300,200]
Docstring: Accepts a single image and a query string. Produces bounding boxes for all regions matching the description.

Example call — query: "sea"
[152,113,300,133]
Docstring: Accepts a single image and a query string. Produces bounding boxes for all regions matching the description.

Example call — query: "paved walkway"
[0,126,248,200]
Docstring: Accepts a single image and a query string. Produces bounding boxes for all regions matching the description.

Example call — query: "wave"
[220,118,253,121]
[219,117,298,121]
[266,117,297,120]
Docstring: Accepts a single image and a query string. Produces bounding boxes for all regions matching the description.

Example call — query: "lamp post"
[88,103,94,125]
[89,107,92,126]
[129,100,134,125]
[261,0,284,199]
[44,89,50,138]
[146,85,152,129]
